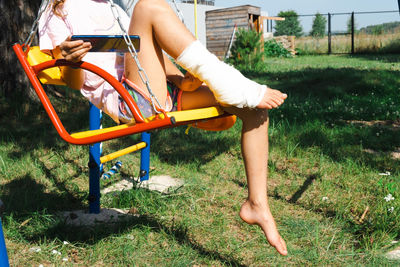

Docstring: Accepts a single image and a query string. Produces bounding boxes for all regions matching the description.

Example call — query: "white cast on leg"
[176,40,266,108]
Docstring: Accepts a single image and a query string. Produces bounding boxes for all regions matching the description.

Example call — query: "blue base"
[0,106,152,263]
[87,104,151,213]
[0,219,9,267]
[89,104,102,214]
[139,132,151,182]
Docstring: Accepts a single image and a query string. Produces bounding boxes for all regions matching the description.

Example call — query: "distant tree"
[274,10,303,37]
[310,12,327,38]
[359,22,400,35]
[372,25,384,35]
[346,14,357,34]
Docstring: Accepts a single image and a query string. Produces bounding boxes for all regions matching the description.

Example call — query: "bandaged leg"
[176,40,266,108]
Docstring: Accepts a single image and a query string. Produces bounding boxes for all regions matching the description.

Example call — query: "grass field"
[295,32,400,54]
[1,54,400,266]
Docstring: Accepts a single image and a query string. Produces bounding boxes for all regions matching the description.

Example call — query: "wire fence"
[269,10,400,54]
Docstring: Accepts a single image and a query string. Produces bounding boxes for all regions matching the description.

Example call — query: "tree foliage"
[359,22,400,35]
[274,10,303,37]
[227,28,264,71]
[264,40,291,58]
[310,12,327,38]
[371,25,384,35]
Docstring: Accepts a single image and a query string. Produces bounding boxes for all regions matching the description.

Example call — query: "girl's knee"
[134,0,169,15]
[244,108,268,123]
[133,0,153,15]
[224,107,268,128]
[228,107,268,121]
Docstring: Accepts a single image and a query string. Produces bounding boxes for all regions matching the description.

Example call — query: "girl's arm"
[52,36,92,90]
[164,54,202,92]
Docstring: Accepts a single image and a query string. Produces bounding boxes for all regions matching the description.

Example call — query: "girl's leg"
[125,0,286,110]
[126,0,287,255]
[181,86,218,110]
[224,107,287,256]
[181,92,289,255]
[125,0,196,107]
[181,87,288,256]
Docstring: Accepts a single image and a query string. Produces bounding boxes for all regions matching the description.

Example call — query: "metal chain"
[108,0,163,113]
[125,0,135,14]
[24,0,51,47]
[23,0,162,113]
[171,0,185,23]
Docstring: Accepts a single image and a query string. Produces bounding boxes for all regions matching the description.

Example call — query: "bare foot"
[239,200,288,256]
[256,87,287,110]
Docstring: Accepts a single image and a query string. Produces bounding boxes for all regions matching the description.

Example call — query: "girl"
[40,0,288,255]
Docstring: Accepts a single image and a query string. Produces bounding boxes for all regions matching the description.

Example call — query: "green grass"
[295,32,400,54]
[1,54,400,266]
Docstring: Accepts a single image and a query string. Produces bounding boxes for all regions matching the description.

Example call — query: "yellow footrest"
[70,107,225,139]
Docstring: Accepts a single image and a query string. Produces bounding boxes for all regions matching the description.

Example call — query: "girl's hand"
[180,71,203,92]
[59,36,92,62]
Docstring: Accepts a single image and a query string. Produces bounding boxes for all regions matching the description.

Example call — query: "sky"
[215,0,400,33]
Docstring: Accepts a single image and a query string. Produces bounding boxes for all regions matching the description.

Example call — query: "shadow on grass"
[1,174,84,213]
[103,125,237,169]
[1,163,244,265]
[0,93,89,157]
[253,68,399,111]
[6,63,398,171]
[345,53,400,63]
[288,174,319,204]
[246,66,400,171]
[94,129,238,179]
[0,97,244,265]
[150,127,236,165]
[15,204,245,266]
[295,123,400,172]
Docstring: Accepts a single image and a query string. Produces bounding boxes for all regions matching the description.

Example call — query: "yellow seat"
[27,46,66,85]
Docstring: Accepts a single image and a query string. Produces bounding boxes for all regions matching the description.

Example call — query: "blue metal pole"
[139,132,151,181]
[0,219,9,267]
[88,103,102,214]
[398,0,400,15]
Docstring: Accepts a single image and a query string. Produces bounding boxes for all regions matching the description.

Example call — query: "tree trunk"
[0,0,41,98]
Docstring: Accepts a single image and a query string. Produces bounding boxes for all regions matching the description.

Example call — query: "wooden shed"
[206,5,261,59]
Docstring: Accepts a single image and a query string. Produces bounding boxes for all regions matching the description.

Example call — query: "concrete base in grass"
[102,175,184,195]
[135,175,184,194]
[386,245,400,260]
[61,208,139,227]
[61,176,183,226]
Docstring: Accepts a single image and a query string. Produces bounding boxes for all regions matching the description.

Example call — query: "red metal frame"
[13,43,174,145]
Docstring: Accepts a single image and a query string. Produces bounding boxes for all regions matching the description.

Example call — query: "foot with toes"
[239,199,287,256]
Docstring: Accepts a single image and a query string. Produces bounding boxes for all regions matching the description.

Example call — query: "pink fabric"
[39,0,131,123]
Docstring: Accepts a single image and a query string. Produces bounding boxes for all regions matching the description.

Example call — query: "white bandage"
[176,40,266,108]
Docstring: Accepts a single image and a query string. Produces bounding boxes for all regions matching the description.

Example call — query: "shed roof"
[206,5,261,16]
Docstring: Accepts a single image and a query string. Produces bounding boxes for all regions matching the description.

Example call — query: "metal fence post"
[88,103,102,214]
[351,11,355,54]
[328,13,332,54]
[398,0,400,15]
